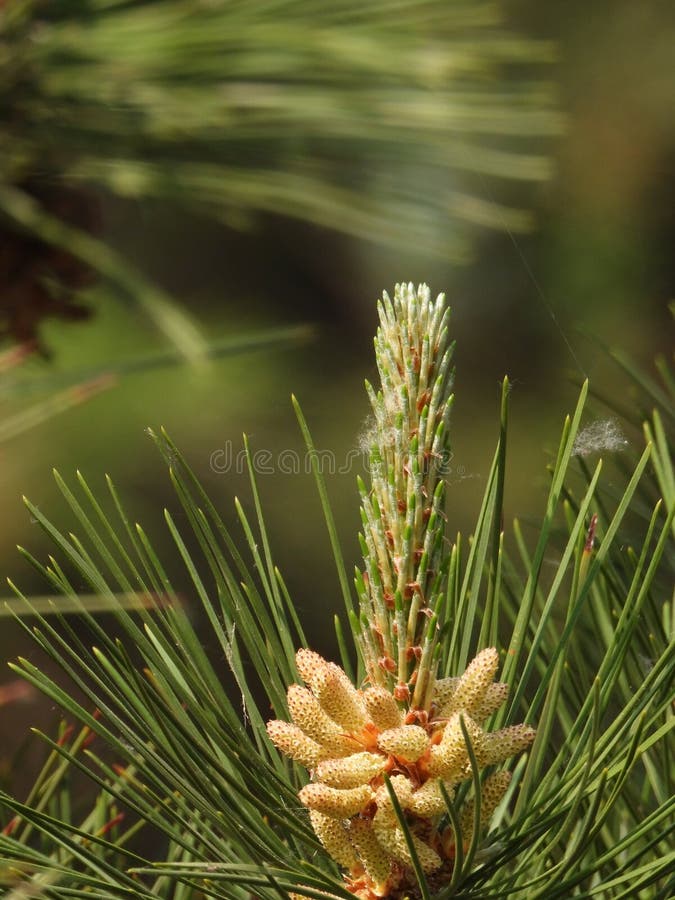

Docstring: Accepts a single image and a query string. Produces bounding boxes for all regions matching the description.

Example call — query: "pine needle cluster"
[0,285,672,899]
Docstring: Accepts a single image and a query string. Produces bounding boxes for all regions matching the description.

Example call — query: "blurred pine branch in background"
[1,0,562,351]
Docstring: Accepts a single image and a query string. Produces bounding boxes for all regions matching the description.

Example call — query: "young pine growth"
[267,285,535,899]
[6,282,669,900]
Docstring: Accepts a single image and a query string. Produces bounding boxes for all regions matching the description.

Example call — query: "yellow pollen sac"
[315,752,386,789]
[430,676,459,710]
[471,681,509,723]
[313,665,368,731]
[362,686,402,731]
[440,648,499,719]
[295,648,330,685]
[428,712,484,778]
[286,684,355,756]
[295,648,367,729]
[299,782,373,818]
[265,720,330,768]
[375,774,414,809]
[459,770,512,836]
[376,724,430,762]
[482,724,536,765]
[309,809,358,869]
[408,777,455,817]
[373,802,441,873]
[349,816,393,894]
[480,770,512,815]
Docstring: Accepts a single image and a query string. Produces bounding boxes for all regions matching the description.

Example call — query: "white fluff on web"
[572,419,628,457]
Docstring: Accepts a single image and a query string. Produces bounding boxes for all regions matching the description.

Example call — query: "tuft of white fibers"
[357,416,397,456]
[357,416,378,456]
[572,419,628,457]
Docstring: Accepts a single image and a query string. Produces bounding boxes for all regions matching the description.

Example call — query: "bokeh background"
[1,0,673,785]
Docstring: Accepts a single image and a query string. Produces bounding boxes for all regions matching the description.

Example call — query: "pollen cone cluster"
[267,647,535,899]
